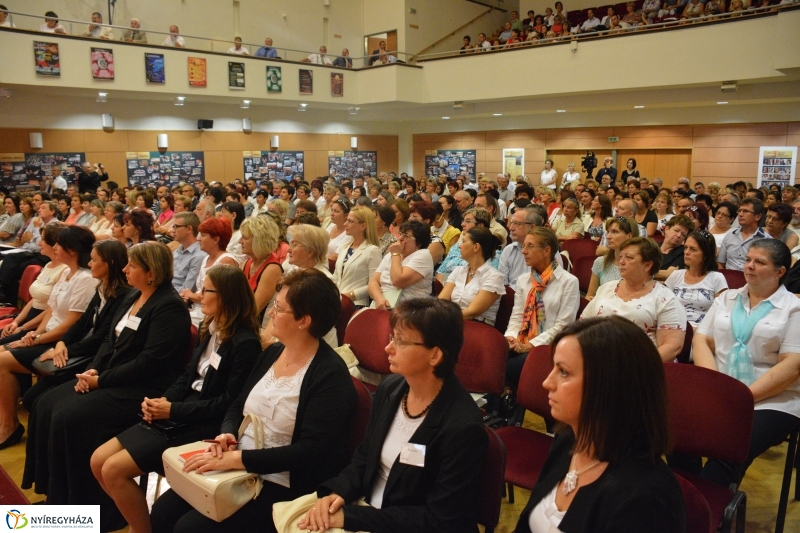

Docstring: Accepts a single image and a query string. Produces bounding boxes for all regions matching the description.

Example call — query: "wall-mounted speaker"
[29,132,43,149]
[270,135,279,149]
[157,134,169,150]
[242,118,252,133]
[197,119,214,130]
[102,113,114,132]
[350,136,358,150]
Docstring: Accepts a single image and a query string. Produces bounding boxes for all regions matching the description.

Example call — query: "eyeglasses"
[271,301,293,314]
[173,224,188,228]
[509,220,531,227]
[200,287,217,295]
[521,243,548,251]
[716,211,732,218]
[737,209,755,215]
[398,233,416,241]
[389,335,426,348]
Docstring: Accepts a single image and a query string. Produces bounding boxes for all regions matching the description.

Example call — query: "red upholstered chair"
[576,296,590,320]
[652,230,665,244]
[431,278,443,297]
[336,295,356,347]
[348,376,372,457]
[343,309,392,391]
[328,258,336,274]
[495,345,555,504]
[183,325,199,369]
[0,264,43,317]
[455,321,508,396]
[561,239,599,268]
[720,269,746,290]
[663,363,754,533]
[493,285,515,335]
[476,426,506,533]
[673,472,714,533]
[573,255,595,295]
[676,322,693,364]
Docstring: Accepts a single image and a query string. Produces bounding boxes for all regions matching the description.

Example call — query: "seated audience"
[685,203,709,231]
[655,215,694,281]
[123,208,156,245]
[171,212,206,293]
[578,9,602,32]
[587,216,637,300]
[162,25,185,48]
[369,220,434,309]
[583,194,614,241]
[122,18,147,43]
[40,11,68,34]
[332,207,382,307]
[218,201,247,266]
[654,193,675,233]
[91,265,260,533]
[254,37,278,58]
[437,208,496,281]
[514,316,686,533]
[431,201,461,255]
[682,0,705,18]
[282,224,333,279]
[239,217,282,324]
[552,198,585,241]
[582,237,687,362]
[227,36,249,55]
[373,204,397,255]
[303,46,334,65]
[765,202,799,249]
[408,201,446,265]
[87,199,111,237]
[151,269,355,533]
[332,48,352,68]
[718,197,768,271]
[80,12,114,40]
[327,198,351,261]
[633,191,658,237]
[298,298,487,533]
[710,201,736,252]
[154,194,175,236]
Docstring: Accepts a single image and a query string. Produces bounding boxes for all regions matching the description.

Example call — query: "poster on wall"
[243,151,305,182]
[424,149,476,183]
[503,148,524,179]
[126,151,205,187]
[145,53,165,83]
[188,57,207,87]
[299,69,313,95]
[328,151,377,178]
[331,73,343,97]
[0,154,28,194]
[267,66,282,92]
[757,146,797,189]
[34,41,60,76]
[91,47,114,79]
[16,153,86,194]
[228,62,245,90]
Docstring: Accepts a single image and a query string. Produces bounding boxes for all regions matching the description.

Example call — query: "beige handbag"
[272,492,368,533]
[162,414,264,522]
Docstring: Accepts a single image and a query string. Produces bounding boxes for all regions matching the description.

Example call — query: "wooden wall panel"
[692,147,761,163]
[654,151,692,182]
[203,151,226,182]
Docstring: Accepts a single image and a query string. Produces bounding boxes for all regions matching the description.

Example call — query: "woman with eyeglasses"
[92,265,260,533]
[298,298,487,533]
[665,231,727,329]
[654,215,695,281]
[369,221,434,310]
[327,198,350,263]
[709,201,736,254]
[765,203,799,250]
[586,217,638,301]
[151,270,355,533]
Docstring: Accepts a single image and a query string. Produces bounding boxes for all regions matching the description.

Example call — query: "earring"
[148,280,152,286]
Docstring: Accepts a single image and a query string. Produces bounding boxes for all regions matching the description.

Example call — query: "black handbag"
[30,355,93,377]
[137,414,190,440]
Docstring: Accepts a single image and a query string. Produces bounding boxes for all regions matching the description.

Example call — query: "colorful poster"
[757,146,798,189]
[0,154,28,194]
[424,150,477,182]
[331,73,343,97]
[243,151,305,181]
[17,153,85,194]
[34,41,60,76]
[267,66,282,92]
[228,62,245,90]
[503,148,524,179]
[126,152,205,187]
[328,151,378,178]
[91,47,114,80]
[188,57,207,87]
[145,53,165,83]
[299,69,313,95]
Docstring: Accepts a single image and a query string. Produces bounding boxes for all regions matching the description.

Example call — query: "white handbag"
[272,492,369,533]
[162,414,264,522]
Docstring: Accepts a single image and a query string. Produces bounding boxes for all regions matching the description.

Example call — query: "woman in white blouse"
[438,227,504,326]
[709,201,736,255]
[333,207,382,307]
[87,200,111,237]
[582,237,687,362]
[327,199,350,262]
[691,239,800,488]
[654,193,674,234]
[562,162,581,189]
[93,201,123,241]
[540,159,557,190]
[665,230,728,328]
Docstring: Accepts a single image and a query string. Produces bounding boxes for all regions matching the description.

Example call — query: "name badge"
[259,398,275,419]
[125,316,141,331]
[399,443,426,467]
[209,351,221,370]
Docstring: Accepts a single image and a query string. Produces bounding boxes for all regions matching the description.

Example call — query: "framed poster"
[228,62,245,90]
[126,152,205,187]
[188,57,207,87]
[34,41,60,76]
[331,73,343,97]
[267,66,282,92]
[328,151,377,178]
[424,150,477,182]
[91,47,114,79]
[20,153,86,194]
[0,154,28,194]
[243,151,304,181]
[299,69,313,95]
[145,53,165,83]
[503,148,524,179]
[758,146,798,188]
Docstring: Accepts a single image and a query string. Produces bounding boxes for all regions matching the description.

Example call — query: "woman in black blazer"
[91,265,261,533]
[300,298,488,533]
[150,269,356,533]
[514,317,686,533]
[22,242,191,530]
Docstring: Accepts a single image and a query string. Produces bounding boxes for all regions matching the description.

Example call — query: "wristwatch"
[34,334,41,345]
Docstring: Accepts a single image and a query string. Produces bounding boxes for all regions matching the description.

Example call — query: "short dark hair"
[255,189,269,200]
[694,193,713,207]
[666,214,694,235]
[220,201,245,230]
[373,205,395,227]
[278,269,341,339]
[741,197,765,219]
[409,201,436,223]
[465,227,499,261]
[293,212,321,226]
[747,188,765,201]
[390,298,463,379]
[685,231,718,276]
[399,220,432,249]
[41,221,67,246]
[282,185,295,197]
[55,226,95,269]
[551,316,671,464]
[296,199,318,214]
[620,237,662,277]
[767,202,793,225]
[714,201,737,220]
[124,208,156,242]
[750,239,792,285]
[94,240,131,299]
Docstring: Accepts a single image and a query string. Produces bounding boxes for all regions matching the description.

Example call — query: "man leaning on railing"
[122,18,147,44]
[80,11,113,40]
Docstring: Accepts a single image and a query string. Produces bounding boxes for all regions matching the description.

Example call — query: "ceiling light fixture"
[442,116,450,120]
[634,105,644,109]
[717,101,728,105]
[298,103,307,112]
[174,96,186,106]
[349,107,360,115]
[96,92,108,103]
[556,109,566,113]
[0,88,11,98]
[493,113,502,116]
[240,99,251,109]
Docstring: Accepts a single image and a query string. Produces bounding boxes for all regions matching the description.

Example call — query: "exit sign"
[608,136,619,142]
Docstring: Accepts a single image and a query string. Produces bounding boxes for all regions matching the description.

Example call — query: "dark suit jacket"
[163,327,260,423]
[594,167,617,183]
[89,284,191,395]
[318,373,488,533]
[514,431,686,533]
[221,340,356,499]
[58,287,132,361]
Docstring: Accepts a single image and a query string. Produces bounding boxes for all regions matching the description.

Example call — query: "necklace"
[562,455,602,495]
[401,388,440,420]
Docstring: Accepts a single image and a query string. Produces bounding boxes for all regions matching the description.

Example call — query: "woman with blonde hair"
[654,193,674,233]
[333,206,382,307]
[267,198,289,222]
[283,224,332,277]
[538,187,560,225]
[586,216,638,300]
[239,216,283,323]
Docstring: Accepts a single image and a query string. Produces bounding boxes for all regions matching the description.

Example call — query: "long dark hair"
[94,240,130,299]
[55,226,95,268]
[685,231,718,276]
[201,265,259,344]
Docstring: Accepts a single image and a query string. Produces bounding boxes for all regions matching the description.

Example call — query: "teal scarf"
[727,294,774,385]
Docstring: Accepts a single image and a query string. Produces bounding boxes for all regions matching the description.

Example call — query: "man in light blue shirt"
[499,207,544,286]
[171,212,207,292]
[254,37,278,58]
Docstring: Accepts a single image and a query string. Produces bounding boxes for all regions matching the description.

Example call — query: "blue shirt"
[254,46,278,58]
[172,241,207,292]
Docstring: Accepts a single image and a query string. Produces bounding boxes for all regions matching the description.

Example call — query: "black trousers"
[0,251,49,300]
[669,409,800,487]
[505,348,527,391]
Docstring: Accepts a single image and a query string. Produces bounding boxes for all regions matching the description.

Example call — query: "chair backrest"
[673,472,714,533]
[517,345,556,424]
[720,269,746,290]
[561,239,599,267]
[493,285,515,335]
[576,296,590,320]
[328,258,336,274]
[455,321,509,396]
[676,322,694,364]
[348,376,372,457]
[476,425,506,531]
[182,324,199,370]
[336,295,356,347]
[19,264,43,303]
[344,309,392,375]
[432,278,444,297]
[573,255,595,294]
[664,363,754,464]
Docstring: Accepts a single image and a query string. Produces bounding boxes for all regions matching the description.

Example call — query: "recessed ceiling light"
[493,113,502,116]
[96,92,108,103]
[556,109,566,113]
[717,101,728,105]
[442,116,450,120]
[349,107,360,115]
[98,92,108,97]
[297,103,307,112]
[174,96,185,106]
[240,100,251,109]
[634,105,644,109]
